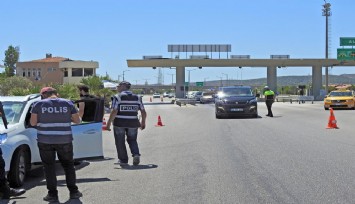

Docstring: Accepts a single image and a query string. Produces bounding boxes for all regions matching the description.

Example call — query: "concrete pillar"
[267,66,277,92]
[312,65,322,100]
[175,66,185,98]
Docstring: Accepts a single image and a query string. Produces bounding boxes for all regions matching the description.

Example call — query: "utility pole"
[167,73,175,87]
[322,1,331,95]
[222,73,229,86]
[123,70,130,81]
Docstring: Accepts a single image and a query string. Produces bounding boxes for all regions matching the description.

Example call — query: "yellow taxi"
[324,89,355,110]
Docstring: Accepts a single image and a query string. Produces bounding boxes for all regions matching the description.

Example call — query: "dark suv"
[215,86,258,118]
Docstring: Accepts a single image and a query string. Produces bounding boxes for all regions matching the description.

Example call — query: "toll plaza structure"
[127,44,355,100]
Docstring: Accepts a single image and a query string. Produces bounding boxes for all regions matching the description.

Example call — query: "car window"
[221,87,253,97]
[329,92,352,97]
[1,102,25,125]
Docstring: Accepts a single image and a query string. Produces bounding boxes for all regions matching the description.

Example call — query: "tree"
[0,76,33,95]
[3,45,20,77]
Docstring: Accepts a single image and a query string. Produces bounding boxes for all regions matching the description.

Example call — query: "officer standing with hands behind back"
[264,86,275,117]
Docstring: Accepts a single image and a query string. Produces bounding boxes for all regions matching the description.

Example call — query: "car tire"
[215,114,222,119]
[8,147,30,187]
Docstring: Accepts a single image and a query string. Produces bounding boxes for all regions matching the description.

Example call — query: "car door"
[72,97,105,160]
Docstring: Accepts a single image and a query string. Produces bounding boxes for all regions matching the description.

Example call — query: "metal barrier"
[276,95,314,104]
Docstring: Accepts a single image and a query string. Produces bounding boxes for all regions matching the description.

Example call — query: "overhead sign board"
[196,82,204,87]
[337,48,355,60]
[168,44,231,53]
[340,37,355,46]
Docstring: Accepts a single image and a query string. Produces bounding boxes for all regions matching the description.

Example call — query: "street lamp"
[322,0,331,95]
[167,73,175,86]
[216,76,223,87]
[222,73,229,86]
[122,70,130,81]
[187,68,198,86]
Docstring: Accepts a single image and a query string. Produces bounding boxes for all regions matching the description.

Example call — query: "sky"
[1,0,355,85]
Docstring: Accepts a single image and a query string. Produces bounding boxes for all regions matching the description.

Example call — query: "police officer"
[106,81,147,166]
[30,87,82,202]
[264,86,275,117]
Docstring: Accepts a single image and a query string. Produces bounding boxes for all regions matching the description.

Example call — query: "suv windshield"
[0,102,25,125]
[219,87,253,97]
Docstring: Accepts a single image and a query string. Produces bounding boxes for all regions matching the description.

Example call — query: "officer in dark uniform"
[0,148,26,199]
[263,86,275,117]
[106,81,147,166]
[0,104,26,200]
[77,85,97,122]
[30,87,82,202]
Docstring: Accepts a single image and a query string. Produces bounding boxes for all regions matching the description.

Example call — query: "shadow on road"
[114,164,158,170]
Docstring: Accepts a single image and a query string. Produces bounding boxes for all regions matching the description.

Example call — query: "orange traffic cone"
[102,118,107,130]
[150,97,152,102]
[326,108,339,129]
[155,115,164,127]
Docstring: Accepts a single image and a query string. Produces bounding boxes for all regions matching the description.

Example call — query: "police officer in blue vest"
[30,87,82,202]
[107,81,147,166]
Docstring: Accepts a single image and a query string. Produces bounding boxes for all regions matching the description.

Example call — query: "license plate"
[231,108,243,112]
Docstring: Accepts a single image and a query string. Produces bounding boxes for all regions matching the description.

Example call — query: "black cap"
[118,81,131,88]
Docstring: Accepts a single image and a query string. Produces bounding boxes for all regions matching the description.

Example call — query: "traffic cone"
[326,108,339,129]
[102,118,107,130]
[155,115,164,127]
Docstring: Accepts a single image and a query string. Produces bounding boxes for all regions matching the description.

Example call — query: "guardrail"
[276,95,314,104]
[175,98,197,106]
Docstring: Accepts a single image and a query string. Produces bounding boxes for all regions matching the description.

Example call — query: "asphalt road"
[6,99,355,204]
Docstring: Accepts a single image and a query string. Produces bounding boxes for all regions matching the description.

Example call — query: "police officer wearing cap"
[263,86,275,117]
[106,81,147,166]
[30,87,83,202]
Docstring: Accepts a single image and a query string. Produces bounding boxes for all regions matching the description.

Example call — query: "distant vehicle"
[186,91,198,99]
[193,91,203,101]
[153,93,161,98]
[200,92,215,104]
[215,86,258,118]
[0,94,104,187]
[324,89,355,110]
[168,93,175,98]
[163,92,170,98]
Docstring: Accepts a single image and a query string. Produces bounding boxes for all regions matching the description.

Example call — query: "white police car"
[0,94,104,187]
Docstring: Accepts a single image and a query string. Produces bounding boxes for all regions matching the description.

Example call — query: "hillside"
[203,74,355,87]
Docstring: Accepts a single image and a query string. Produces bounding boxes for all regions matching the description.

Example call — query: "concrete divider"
[175,99,196,106]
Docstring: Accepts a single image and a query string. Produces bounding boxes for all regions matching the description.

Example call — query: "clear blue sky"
[1,0,355,85]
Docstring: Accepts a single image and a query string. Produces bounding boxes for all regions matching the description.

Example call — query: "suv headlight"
[0,133,8,144]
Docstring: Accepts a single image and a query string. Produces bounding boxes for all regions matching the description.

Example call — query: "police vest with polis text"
[112,91,144,128]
